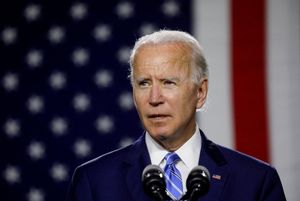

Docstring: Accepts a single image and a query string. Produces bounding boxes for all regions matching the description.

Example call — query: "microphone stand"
[151,187,172,201]
[152,191,166,201]
[180,187,203,201]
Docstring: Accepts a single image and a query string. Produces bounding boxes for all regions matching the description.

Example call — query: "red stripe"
[231,0,270,162]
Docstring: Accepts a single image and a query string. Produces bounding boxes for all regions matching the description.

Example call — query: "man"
[66,30,286,201]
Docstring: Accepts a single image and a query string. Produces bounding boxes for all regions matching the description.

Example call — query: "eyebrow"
[134,76,181,82]
[162,77,180,82]
[134,77,149,82]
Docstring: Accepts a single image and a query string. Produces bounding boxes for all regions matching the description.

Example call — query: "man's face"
[132,43,207,150]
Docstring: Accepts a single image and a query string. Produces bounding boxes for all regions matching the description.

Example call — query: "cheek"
[133,92,147,111]
[175,91,198,112]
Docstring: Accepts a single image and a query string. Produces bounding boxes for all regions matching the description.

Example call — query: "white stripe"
[166,191,177,200]
[165,174,183,194]
[267,0,300,200]
[193,0,233,148]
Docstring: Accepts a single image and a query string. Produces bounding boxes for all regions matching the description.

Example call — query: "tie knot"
[164,152,180,165]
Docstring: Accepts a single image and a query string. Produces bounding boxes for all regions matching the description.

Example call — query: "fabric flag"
[0,1,191,200]
[194,1,300,201]
[1,0,299,201]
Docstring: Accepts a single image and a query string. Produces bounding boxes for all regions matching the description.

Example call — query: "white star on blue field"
[0,0,191,200]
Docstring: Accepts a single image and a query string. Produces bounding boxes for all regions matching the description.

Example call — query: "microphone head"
[142,165,167,199]
[186,165,210,197]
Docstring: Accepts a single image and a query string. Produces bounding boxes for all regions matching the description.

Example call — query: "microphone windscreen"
[142,164,163,181]
[190,165,210,180]
[186,165,210,198]
[142,164,167,199]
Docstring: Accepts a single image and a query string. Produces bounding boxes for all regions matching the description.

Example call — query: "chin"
[148,129,172,141]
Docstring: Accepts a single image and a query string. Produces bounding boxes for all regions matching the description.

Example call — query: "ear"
[196,79,208,109]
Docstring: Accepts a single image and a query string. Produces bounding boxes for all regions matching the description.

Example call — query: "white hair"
[128,30,208,85]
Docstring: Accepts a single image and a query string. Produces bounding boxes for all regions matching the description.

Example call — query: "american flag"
[0,0,191,200]
[1,0,300,201]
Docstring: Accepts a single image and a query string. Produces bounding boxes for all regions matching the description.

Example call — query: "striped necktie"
[164,152,183,200]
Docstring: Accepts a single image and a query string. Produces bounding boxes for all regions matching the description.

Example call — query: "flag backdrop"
[194,1,300,201]
[0,1,191,200]
[0,0,299,201]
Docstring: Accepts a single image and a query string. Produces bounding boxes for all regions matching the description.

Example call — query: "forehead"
[133,43,191,75]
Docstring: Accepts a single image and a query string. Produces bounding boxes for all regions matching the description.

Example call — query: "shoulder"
[73,134,147,175]
[201,131,274,173]
[214,144,281,184]
[217,145,272,168]
[69,143,137,193]
[214,145,286,200]
[76,143,135,174]
[67,138,147,201]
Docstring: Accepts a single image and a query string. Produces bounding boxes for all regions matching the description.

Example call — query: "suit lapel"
[122,134,152,201]
[122,131,229,201]
[198,131,229,201]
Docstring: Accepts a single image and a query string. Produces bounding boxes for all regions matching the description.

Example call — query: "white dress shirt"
[145,124,202,192]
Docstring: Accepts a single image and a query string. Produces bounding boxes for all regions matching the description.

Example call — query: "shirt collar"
[145,124,201,169]
[176,126,201,169]
[145,132,168,165]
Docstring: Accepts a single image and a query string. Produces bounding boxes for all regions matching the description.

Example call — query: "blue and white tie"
[164,152,183,200]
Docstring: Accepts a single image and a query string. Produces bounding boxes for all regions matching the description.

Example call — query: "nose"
[149,84,164,106]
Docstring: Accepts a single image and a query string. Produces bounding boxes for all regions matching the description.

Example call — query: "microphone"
[142,165,171,201]
[181,165,210,201]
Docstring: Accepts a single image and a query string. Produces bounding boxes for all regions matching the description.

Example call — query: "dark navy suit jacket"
[66,131,286,201]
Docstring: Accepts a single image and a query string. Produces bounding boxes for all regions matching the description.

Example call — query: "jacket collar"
[199,130,229,201]
[124,131,229,201]
[123,134,152,201]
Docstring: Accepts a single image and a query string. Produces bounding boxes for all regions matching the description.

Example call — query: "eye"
[137,80,150,87]
[163,79,176,86]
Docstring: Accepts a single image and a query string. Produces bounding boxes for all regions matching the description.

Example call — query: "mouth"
[147,114,170,120]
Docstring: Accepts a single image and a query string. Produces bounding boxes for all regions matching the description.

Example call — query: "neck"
[156,126,196,152]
